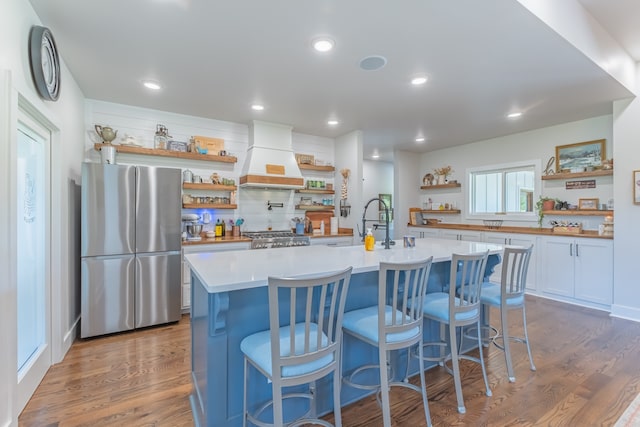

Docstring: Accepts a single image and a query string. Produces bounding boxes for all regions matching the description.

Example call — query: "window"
[467,160,539,221]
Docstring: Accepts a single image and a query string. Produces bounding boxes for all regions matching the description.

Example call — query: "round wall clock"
[29,25,61,101]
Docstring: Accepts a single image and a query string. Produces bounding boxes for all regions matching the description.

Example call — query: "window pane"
[470,165,535,215]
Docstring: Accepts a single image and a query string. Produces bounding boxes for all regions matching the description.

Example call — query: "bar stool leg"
[449,322,466,414]
[522,305,536,372]
[379,347,392,427]
[501,304,516,382]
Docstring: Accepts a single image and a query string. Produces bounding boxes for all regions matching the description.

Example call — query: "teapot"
[95,125,117,144]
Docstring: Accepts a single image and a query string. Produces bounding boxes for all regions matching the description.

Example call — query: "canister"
[100,145,116,164]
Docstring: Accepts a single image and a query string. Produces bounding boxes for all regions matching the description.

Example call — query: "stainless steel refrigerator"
[81,162,181,338]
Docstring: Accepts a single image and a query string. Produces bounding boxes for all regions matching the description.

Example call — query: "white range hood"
[239,120,304,189]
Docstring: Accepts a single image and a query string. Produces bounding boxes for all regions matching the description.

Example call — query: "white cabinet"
[484,232,538,291]
[540,236,612,309]
[440,229,483,242]
[310,236,354,247]
[182,242,251,310]
[407,226,440,239]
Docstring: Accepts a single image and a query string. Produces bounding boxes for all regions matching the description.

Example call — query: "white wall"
[1,0,87,424]
[334,131,363,232]
[85,100,337,233]
[394,150,422,238]
[611,64,640,321]
[415,115,613,230]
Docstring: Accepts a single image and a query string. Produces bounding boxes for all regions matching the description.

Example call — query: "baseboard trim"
[610,304,640,323]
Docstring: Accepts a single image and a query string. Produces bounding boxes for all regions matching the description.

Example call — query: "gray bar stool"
[342,258,434,427]
[480,245,536,382]
[417,251,492,414]
[241,266,352,427]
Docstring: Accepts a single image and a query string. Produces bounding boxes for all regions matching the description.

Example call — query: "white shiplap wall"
[85,100,335,232]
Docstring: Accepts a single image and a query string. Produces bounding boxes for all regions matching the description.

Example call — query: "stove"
[243,230,311,249]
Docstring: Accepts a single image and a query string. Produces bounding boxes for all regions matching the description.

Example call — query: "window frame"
[465,159,541,222]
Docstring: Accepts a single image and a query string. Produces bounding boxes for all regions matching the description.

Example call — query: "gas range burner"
[245,230,310,249]
[243,230,296,239]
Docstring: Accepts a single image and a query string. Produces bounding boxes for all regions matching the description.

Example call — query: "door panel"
[81,255,135,338]
[135,252,181,328]
[81,163,135,257]
[135,166,181,253]
[574,239,613,305]
[541,238,574,297]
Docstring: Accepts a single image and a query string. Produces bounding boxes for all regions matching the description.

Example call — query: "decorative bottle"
[365,228,375,251]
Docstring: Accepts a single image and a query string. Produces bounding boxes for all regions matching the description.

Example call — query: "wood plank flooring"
[19,296,640,426]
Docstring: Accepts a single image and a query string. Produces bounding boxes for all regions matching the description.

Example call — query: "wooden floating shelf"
[295,205,335,211]
[421,209,461,214]
[298,164,335,172]
[542,169,613,180]
[182,203,237,209]
[182,183,237,191]
[420,183,461,189]
[94,143,237,163]
[542,210,613,216]
[295,189,335,194]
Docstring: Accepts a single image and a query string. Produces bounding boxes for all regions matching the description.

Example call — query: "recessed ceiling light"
[142,80,162,90]
[507,112,522,119]
[411,76,428,86]
[415,137,425,143]
[251,104,265,111]
[327,120,339,126]
[312,37,335,53]
[359,55,387,71]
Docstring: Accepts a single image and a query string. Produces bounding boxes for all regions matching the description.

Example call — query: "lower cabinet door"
[540,237,574,297]
[574,238,613,305]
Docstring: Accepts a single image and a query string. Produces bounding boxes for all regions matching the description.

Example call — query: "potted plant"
[433,165,453,185]
[536,196,559,227]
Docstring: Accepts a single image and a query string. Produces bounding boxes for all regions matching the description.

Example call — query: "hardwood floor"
[19,296,640,426]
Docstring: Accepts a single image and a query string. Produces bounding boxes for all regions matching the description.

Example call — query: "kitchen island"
[185,238,503,427]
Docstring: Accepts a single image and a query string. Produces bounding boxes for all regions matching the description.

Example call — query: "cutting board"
[305,211,334,234]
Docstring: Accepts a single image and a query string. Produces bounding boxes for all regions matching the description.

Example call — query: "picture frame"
[634,170,640,205]
[578,198,599,210]
[555,139,605,173]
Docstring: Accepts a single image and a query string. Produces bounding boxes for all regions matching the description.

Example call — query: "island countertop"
[184,237,504,294]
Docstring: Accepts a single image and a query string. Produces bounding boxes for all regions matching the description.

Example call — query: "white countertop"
[185,237,504,294]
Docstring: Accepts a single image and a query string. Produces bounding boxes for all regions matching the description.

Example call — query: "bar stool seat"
[241,267,352,427]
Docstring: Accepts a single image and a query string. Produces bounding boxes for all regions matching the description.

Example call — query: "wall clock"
[29,25,61,101]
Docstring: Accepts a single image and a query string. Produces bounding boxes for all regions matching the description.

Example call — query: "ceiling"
[29,0,637,161]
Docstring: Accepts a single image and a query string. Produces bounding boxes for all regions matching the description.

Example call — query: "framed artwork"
[634,170,640,205]
[555,139,605,172]
[578,198,599,210]
[378,193,392,211]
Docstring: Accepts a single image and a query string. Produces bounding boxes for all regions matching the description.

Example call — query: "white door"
[574,238,613,306]
[540,236,574,297]
[16,109,51,414]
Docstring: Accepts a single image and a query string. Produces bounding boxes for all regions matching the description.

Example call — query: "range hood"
[239,120,304,189]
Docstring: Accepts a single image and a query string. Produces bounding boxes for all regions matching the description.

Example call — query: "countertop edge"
[407,223,613,240]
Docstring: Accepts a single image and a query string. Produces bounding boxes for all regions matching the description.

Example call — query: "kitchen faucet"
[361,197,393,249]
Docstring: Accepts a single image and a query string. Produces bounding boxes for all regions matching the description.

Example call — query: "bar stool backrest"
[450,251,489,321]
[501,245,533,301]
[379,258,433,344]
[268,267,352,384]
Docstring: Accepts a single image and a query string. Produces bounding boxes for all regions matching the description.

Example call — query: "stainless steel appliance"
[81,162,181,338]
[244,230,311,249]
